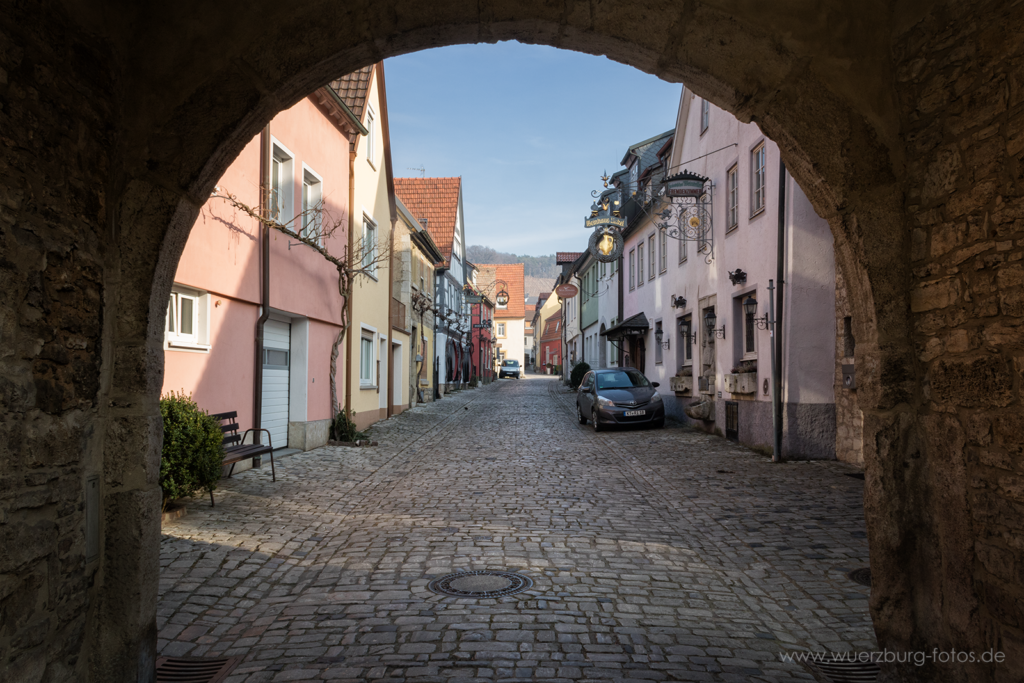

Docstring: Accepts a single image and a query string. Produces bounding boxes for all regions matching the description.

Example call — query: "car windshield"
[596,370,650,389]
[502,360,518,366]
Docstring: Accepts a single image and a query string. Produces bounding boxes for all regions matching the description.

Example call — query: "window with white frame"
[655,321,663,364]
[270,143,293,224]
[362,216,377,274]
[727,164,739,230]
[678,224,687,263]
[360,332,375,385]
[366,107,376,165]
[629,249,636,290]
[302,167,323,243]
[497,322,506,337]
[701,98,710,133]
[637,242,644,285]
[659,228,667,273]
[751,143,766,215]
[648,234,655,280]
[166,286,210,351]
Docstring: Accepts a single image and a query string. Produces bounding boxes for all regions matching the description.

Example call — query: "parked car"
[576,368,664,430]
[499,359,521,379]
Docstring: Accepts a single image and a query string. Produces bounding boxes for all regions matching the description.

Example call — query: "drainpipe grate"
[802,654,880,682]
[156,656,238,683]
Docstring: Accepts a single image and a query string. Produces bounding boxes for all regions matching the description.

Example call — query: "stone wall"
[835,264,865,466]
[883,1,1024,679]
[0,1,1022,682]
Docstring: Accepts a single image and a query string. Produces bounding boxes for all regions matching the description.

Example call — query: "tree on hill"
[466,245,559,279]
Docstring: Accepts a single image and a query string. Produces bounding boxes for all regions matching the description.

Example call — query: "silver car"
[576,368,664,431]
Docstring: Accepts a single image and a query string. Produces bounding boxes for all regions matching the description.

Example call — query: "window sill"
[360,384,378,390]
[725,224,739,234]
[749,207,766,220]
[166,339,211,352]
[367,158,377,171]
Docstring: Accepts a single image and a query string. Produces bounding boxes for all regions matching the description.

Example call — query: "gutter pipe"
[772,158,787,463]
[254,124,271,446]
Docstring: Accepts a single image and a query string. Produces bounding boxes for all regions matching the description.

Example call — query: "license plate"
[624,410,646,417]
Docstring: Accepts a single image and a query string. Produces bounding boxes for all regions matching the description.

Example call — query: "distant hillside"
[466,245,559,280]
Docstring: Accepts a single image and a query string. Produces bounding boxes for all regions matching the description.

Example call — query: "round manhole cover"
[847,567,872,587]
[427,570,533,598]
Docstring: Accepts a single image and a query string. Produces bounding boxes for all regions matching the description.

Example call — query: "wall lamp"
[678,317,697,344]
[703,309,726,340]
[654,326,670,350]
[743,296,773,330]
[671,295,687,309]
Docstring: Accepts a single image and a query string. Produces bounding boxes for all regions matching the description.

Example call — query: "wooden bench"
[209,411,276,505]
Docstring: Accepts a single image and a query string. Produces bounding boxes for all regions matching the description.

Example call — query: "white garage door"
[261,319,290,450]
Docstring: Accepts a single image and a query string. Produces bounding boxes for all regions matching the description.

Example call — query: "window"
[648,234,655,280]
[360,333,375,386]
[629,249,635,290]
[751,143,766,215]
[362,216,377,274]
[637,242,644,284]
[659,228,667,273]
[166,287,210,351]
[600,260,606,278]
[701,98,710,133]
[270,142,293,224]
[497,322,506,337]
[727,164,739,230]
[302,167,323,244]
[366,107,376,165]
[263,347,289,369]
[744,295,757,356]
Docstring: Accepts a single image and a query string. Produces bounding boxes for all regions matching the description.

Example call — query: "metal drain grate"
[803,654,880,682]
[156,656,238,683]
[847,567,872,587]
[427,570,533,598]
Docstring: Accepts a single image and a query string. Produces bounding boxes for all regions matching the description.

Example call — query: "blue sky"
[385,42,682,256]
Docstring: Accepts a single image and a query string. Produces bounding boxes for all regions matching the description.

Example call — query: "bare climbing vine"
[210,188,392,418]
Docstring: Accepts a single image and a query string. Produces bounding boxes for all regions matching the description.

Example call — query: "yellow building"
[337,63,400,430]
[395,198,443,405]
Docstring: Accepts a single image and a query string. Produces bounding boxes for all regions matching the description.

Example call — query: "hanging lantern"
[496,289,510,307]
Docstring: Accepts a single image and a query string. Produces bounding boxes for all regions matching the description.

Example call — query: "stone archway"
[1,2,1022,681]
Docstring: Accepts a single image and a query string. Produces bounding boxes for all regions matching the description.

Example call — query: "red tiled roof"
[475,263,525,319]
[394,177,462,265]
[541,310,563,342]
[329,65,374,119]
[556,252,582,264]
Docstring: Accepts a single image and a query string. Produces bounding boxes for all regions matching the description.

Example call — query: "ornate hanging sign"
[584,214,626,229]
[555,283,579,298]
[588,228,623,263]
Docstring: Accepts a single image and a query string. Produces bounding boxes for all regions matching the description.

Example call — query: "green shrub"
[330,405,366,442]
[569,361,591,389]
[160,391,224,511]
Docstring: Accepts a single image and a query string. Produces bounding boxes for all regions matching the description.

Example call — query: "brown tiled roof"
[475,263,525,319]
[556,252,583,264]
[394,177,462,265]
[329,65,374,118]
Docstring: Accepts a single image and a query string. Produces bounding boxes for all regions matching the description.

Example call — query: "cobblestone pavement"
[159,376,874,682]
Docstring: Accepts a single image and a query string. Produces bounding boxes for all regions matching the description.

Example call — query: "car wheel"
[577,403,587,425]
[592,408,603,432]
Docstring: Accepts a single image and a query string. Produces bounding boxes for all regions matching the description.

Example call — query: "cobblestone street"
[159,376,874,682]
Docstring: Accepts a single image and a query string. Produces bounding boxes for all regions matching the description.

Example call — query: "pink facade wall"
[162,95,349,429]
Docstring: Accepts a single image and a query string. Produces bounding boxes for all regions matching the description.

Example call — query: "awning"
[601,312,650,341]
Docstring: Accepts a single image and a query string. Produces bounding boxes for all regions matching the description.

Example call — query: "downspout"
[345,145,355,417]
[254,124,271,445]
[773,158,787,463]
[387,220,395,417]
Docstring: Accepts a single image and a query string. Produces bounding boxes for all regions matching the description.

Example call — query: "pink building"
[163,84,364,461]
